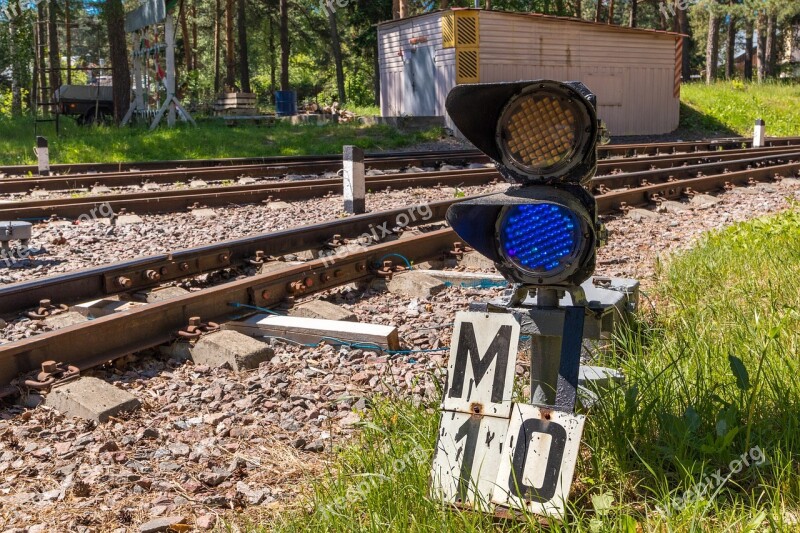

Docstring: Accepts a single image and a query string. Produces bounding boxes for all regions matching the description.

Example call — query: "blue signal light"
[499,204,579,273]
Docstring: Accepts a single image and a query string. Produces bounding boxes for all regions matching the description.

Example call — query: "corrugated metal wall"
[378,10,680,136]
[378,15,455,119]
[477,11,679,135]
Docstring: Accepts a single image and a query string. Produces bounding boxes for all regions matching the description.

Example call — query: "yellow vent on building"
[455,11,479,46]
[442,12,455,48]
[442,10,479,49]
[456,49,480,83]
[444,10,479,83]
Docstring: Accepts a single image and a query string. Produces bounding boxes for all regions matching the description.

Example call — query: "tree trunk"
[725,14,736,79]
[440,0,448,8]
[705,13,720,83]
[744,19,753,81]
[238,0,250,92]
[65,0,72,84]
[628,0,636,27]
[595,0,602,22]
[279,0,289,90]
[392,0,399,20]
[105,0,131,124]
[269,15,276,101]
[326,3,346,105]
[47,0,60,95]
[677,2,691,81]
[575,0,582,18]
[214,0,221,93]
[36,3,47,104]
[179,0,192,71]
[9,19,21,114]
[191,0,198,68]
[399,0,408,18]
[555,0,564,16]
[766,13,777,77]
[225,0,235,89]
[756,10,767,81]
[608,0,614,24]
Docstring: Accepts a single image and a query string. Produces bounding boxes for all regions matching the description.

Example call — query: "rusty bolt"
[261,290,270,300]
[355,263,366,272]
[39,299,52,309]
[188,316,201,327]
[219,253,230,263]
[320,273,331,282]
[41,360,58,374]
[160,266,169,276]
[116,276,133,289]
[144,270,161,281]
[179,262,190,271]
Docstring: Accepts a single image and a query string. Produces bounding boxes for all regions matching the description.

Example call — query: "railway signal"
[431,81,639,519]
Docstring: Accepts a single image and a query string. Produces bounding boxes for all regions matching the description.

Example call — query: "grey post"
[754,119,766,148]
[36,136,50,176]
[343,145,365,214]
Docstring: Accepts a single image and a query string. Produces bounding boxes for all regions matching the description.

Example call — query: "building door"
[403,45,436,116]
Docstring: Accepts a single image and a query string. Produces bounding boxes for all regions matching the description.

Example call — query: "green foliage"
[267,208,800,531]
[681,81,800,137]
[0,116,442,164]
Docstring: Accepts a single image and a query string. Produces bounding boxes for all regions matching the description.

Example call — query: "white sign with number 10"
[430,311,585,519]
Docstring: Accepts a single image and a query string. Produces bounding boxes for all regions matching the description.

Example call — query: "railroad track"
[2,147,799,219]
[1,146,799,391]
[2,136,799,178]
[3,143,800,195]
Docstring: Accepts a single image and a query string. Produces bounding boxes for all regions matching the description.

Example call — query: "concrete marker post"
[36,136,50,176]
[754,119,766,148]
[343,145,365,214]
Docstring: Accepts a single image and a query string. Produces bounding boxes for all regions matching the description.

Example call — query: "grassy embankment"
[680,81,800,138]
[268,209,800,531]
[0,111,438,166]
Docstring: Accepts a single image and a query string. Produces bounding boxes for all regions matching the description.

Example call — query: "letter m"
[448,322,513,404]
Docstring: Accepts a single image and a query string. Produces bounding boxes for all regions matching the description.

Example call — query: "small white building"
[378,9,684,136]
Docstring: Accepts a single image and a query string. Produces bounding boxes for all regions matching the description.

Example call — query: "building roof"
[378,8,685,39]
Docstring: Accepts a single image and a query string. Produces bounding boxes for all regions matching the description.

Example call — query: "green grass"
[680,81,800,138]
[268,209,800,532]
[0,116,442,165]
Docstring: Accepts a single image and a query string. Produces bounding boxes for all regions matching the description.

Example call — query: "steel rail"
[2,150,799,315]
[3,136,800,177]
[4,150,800,220]
[595,161,800,212]
[4,144,800,194]
[2,159,799,386]
[0,170,497,219]
[0,199,461,316]
[0,152,490,193]
[593,150,800,191]
[0,229,460,386]
[0,149,485,176]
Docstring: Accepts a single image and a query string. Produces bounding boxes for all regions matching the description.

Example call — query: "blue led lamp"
[499,204,581,276]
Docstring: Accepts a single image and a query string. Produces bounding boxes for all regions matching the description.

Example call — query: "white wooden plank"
[223,314,400,350]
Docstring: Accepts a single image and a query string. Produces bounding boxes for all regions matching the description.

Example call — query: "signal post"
[430,80,639,519]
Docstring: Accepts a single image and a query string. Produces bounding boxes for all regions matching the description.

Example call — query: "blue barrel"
[275,90,297,116]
